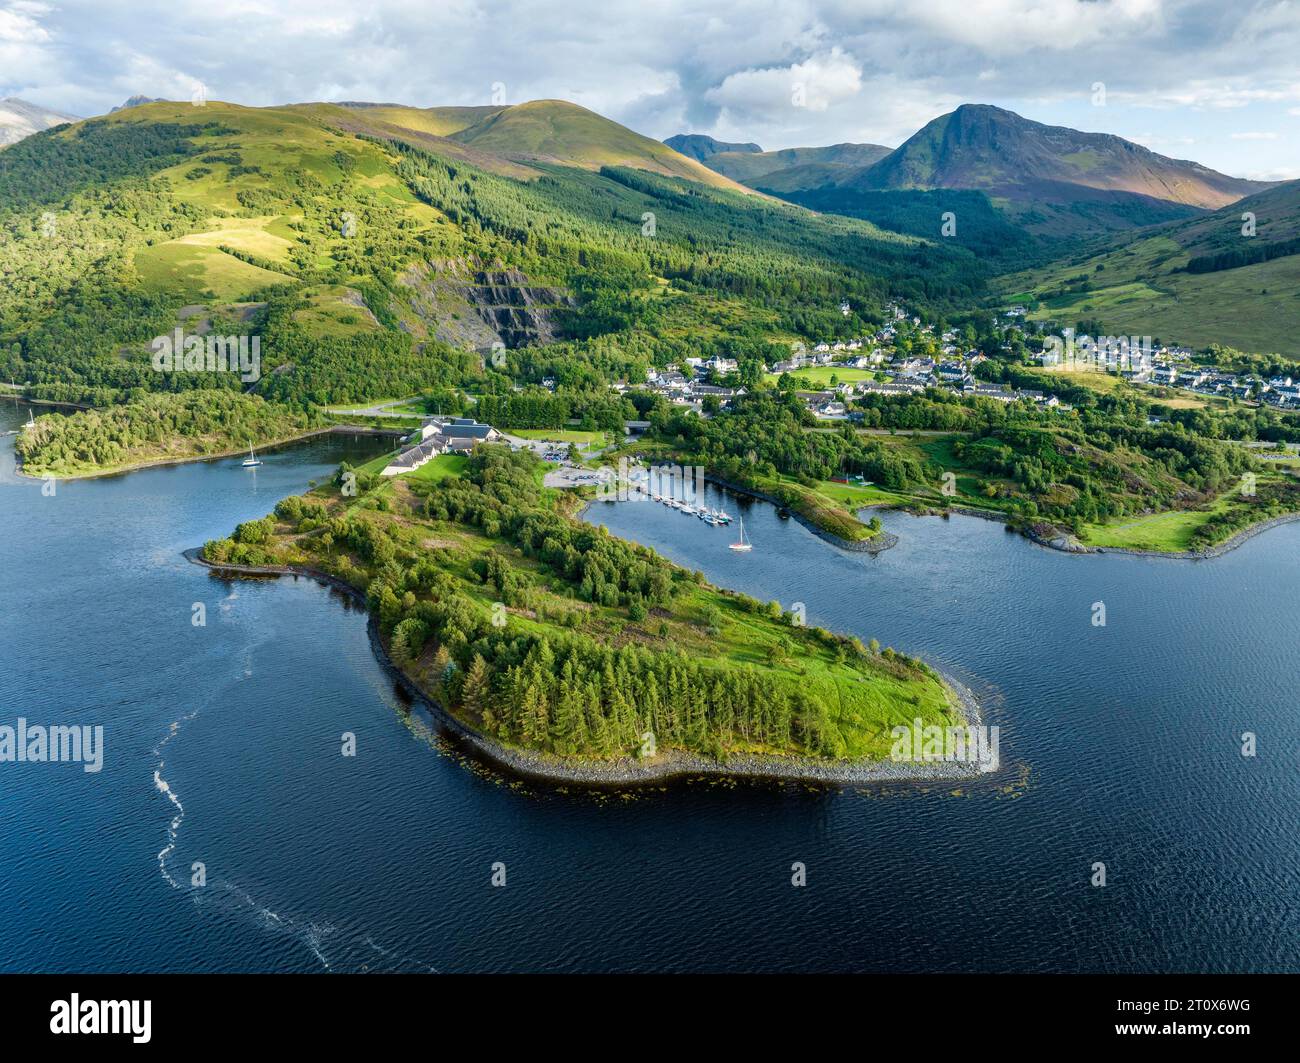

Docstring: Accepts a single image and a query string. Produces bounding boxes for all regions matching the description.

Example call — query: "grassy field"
[132,241,293,301]
[509,428,608,446]
[352,449,402,477]
[1000,233,1300,355]
[1078,505,1227,550]
[813,479,911,508]
[404,452,469,481]
[765,365,874,387]
[1022,366,1123,394]
[291,285,382,338]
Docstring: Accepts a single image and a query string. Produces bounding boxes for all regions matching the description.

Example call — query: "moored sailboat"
[728,513,753,551]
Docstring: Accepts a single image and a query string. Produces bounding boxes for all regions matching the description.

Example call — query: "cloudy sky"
[3,0,1298,179]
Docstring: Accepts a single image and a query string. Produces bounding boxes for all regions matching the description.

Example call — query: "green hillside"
[0,97,986,417]
[1000,181,1300,354]
[447,100,755,192]
[703,142,892,192]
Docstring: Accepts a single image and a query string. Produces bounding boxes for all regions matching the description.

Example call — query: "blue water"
[1,403,1296,972]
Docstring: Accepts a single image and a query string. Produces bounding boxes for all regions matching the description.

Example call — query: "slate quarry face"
[402,259,574,351]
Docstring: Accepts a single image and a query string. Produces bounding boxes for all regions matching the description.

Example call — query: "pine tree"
[461,653,492,726]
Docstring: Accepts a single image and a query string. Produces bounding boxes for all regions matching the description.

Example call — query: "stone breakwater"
[185,551,989,788]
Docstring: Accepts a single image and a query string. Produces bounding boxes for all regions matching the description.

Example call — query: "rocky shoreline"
[185,550,991,788]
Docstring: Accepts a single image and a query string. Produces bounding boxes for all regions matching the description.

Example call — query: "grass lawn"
[405,453,469,482]
[1147,393,1209,410]
[1078,509,1217,551]
[510,428,607,446]
[815,479,910,508]
[1077,490,1241,551]
[352,449,402,477]
[1023,367,1123,394]
[764,366,874,387]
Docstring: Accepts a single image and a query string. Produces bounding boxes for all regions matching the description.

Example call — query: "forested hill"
[0,99,987,411]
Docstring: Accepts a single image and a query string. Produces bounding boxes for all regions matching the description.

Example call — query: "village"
[630,308,1071,422]
[631,304,1300,423]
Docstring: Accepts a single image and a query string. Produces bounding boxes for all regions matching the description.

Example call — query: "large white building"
[381,417,500,476]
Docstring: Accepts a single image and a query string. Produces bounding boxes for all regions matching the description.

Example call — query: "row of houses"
[801,377,1064,420]
[1119,358,1300,409]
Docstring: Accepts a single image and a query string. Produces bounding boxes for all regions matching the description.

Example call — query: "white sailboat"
[241,444,263,468]
[728,513,753,551]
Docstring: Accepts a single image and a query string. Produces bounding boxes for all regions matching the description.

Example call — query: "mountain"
[667,134,893,192]
[1001,178,1300,353]
[841,104,1271,235]
[663,133,762,161]
[430,100,754,192]
[111,96,167,112]
[332,100,756,192]
[336,102,504,137]
[0,98,77,146]
[707,143,893,192]
[0,98,981,410]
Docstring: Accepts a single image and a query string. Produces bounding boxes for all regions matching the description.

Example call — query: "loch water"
[1,404,1296,972]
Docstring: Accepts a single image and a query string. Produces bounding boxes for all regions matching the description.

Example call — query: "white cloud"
[853,0,1167,56]
[705,48,863,116]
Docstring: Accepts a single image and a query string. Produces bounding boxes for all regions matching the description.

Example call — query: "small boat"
[716,509,732,524]
[728,514,753,551]
[241,444,263,468]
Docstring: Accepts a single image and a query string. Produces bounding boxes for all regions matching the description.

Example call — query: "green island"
[196,444,969,781]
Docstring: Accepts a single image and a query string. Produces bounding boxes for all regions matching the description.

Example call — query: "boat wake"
[153,708,201,890]
[152,706,438,972]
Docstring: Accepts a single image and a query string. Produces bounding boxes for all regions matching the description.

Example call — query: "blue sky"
[3,0,1297,179]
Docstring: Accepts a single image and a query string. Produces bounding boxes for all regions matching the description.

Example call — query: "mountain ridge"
[675,104,1271,236]
[0,97,78,146]
[842,104,1270,233]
